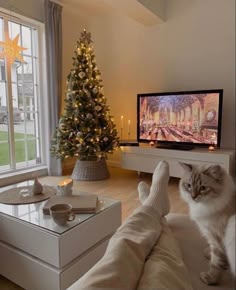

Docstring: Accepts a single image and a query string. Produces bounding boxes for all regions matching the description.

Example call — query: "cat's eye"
[186,183,192,189]
[200,185,206,191]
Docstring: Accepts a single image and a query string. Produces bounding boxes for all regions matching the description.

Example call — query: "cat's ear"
[179,162,193,172]
[203,165,224,182]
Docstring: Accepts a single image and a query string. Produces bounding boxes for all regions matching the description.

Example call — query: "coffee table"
[0,180,121,290]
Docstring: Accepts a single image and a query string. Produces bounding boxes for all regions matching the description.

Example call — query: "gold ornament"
[79,71,85,78]
[0,34,27,64]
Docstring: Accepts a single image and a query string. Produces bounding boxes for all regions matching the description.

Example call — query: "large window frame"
[0,9,49,186]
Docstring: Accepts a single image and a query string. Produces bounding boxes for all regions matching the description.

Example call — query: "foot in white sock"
[138,181,150,204]
[143,160,170,216]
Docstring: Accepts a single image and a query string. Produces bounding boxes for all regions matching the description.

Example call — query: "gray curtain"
[45,0,63,176]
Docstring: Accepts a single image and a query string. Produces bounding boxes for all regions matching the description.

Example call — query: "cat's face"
[179,163,225,203]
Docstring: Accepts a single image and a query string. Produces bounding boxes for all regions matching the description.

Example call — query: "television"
[137,89,223,150]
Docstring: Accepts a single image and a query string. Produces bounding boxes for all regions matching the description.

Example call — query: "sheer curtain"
[44,0,63,176]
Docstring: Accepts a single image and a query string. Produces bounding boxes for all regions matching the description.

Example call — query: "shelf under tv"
[155,143,195,151]
[120,146,235,178]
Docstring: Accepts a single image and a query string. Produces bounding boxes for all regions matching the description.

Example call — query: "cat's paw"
[219,258,229,270]
[200,272,219,285]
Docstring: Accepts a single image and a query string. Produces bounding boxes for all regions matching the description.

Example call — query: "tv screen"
[137,89,223,149]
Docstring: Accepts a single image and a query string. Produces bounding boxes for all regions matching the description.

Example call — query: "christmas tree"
[51,30,119,162]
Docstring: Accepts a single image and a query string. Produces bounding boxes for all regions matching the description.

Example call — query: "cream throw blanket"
[70,206,193,290]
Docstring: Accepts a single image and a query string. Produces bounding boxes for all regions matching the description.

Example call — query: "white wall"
[0,0,44,22]
[62,0,235,153]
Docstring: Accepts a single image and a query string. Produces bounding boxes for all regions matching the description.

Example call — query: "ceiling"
[60,0,166,26]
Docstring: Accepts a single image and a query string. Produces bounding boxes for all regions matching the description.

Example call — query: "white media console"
[121,145,235,178]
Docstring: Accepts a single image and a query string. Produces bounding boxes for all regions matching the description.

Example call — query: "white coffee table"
[0,181,121,290]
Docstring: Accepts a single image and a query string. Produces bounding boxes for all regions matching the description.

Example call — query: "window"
[0,10,48,178]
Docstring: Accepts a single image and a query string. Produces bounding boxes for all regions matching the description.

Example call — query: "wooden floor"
[0,166,188,290]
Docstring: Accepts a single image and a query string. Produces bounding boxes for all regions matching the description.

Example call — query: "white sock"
[143,160,170,216]
[138,181,150,204]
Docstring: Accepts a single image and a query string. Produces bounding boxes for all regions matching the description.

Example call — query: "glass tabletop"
[0,180,120,235]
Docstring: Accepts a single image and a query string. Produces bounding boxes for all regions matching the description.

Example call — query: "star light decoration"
[0,34,27,64]
[80,29,93,45]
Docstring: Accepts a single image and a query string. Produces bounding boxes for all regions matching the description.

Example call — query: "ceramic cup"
[49,204,75,226]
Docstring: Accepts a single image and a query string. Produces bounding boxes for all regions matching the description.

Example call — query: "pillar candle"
[121,115,124,129]
[57,178,73,196]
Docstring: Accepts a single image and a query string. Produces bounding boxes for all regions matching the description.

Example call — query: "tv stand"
[120,145,235,178]
[155,144,194,151]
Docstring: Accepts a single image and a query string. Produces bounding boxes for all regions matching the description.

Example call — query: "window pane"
[0,18,4,57]
[0,17,3,41]
[11,62,20,82]
[32,29,38,58]
[18,82,34,98]
[22,25,32,55]
[14,139,36,163]
[0,125,10,170]
[14,121,38,166]
[33,58,38,85]
[23,56,33,75]
[0,81,7,106]
[16,63,23,74]
[12,83,19,107]
[0,15,44,175]
[8,21,20,39]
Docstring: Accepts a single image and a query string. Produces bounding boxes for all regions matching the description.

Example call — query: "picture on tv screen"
[137,89,223,147]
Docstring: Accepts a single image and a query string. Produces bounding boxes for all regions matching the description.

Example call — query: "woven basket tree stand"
[71,158,110,181]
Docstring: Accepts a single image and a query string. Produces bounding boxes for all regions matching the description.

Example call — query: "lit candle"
[128,120,131,134]
[121,115,124,129]
[57,178,73,196]
[208,145,215,152]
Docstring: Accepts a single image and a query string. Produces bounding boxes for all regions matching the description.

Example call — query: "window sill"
[0,166,48,187]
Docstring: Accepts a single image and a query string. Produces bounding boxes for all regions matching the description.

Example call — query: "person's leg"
[137,162,193,290]
[74,161,170,290]
[137,218,193,290]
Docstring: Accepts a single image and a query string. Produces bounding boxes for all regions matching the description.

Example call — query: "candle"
[128,120,131,134]
[57,178,73,196]
[121,115,124,129]
[208,145,215,152]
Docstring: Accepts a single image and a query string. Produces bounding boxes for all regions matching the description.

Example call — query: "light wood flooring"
[0,166,189,290]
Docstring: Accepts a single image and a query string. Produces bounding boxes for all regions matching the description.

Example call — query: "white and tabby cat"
[179,163,235,285]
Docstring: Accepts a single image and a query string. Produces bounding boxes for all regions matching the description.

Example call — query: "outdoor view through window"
[0,13,43,174]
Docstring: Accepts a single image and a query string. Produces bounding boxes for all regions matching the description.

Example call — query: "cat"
[179,163,235,285]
